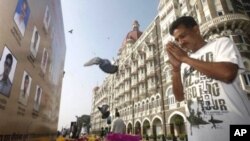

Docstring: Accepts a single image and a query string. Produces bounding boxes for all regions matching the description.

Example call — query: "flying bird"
[98,104,110,119]
[68,29,73,34]
[84,57,118,74]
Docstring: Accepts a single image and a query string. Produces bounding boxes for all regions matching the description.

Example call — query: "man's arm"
[182,57,238,83]
[172,70,184,101]
[167,42,239,83]
[165,43,184,101]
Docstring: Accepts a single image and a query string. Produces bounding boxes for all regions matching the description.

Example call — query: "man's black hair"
[25,74,29,80]
[6,53,13,66]
[169,16,198,35]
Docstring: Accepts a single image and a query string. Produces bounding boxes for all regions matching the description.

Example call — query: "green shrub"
[149,135,156,139]
[157,134,162,139]
[179,133,186,140]
[166,134,173,140]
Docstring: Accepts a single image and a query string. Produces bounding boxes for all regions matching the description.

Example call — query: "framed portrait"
[34,85,42,111]
[30,26,40,59]
[0,46,17,97]
[13,0,30,36]
[18,71,32,105]
[41,48,49,74]
[43,5,51,33]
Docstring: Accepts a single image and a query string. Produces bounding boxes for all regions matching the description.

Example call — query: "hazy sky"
[58,0,159,130]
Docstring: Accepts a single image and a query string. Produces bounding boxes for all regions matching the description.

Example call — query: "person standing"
[111,108,126,134]
[165,16,250,141]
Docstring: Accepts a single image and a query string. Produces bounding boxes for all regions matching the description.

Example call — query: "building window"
[217,11,223,16]
[166,87,175,105]
[142,102,144,111]
[148,46,152,51]
[205,15,211,21]
[156,96,160,107]
[150,61,153,67]
[231,35,244,44]
[201,0,207,4]
[243,36,250,44]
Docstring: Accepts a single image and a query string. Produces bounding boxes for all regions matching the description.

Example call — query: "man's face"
[3,58,12,78]
[173,24,200,52]
[21,2,27,16]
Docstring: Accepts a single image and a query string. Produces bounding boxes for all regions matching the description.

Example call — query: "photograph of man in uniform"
[43,5,51,33]
[30,26,40,59]
[0,47,17,97]
[41,48,49,74]
[13,0,30,36]
[34,85,42,111]
[18,71,32,105]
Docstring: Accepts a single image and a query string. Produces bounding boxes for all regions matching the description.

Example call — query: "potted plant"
[149,134,156,140]
[179,133,186,141]
[166,134,173,140]
[157,134,161,139]
[143,134,149,141]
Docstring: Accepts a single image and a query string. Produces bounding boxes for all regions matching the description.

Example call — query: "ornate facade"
[90,0,250,139]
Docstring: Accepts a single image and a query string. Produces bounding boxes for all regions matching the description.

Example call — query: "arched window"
[138,103,141,112]
[166,87,175,105]
[156,95,161,107]
[150,98,154,109]
[142,102,145,111]
[134,105,137,113]
[145,100,149,111]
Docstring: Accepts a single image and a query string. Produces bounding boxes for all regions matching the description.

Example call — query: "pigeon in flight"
[84,57,118,74]
[98,104,110,119]
[68,29,73,33]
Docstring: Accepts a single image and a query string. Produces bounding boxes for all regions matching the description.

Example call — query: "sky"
[58,0,159,130]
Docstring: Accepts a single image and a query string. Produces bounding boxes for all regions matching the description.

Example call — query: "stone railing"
[200,14,250,34]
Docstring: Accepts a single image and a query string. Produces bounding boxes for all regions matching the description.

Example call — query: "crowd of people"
[57,108,141,141]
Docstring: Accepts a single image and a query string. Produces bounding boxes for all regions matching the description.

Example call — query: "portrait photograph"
[34,85,42,111]
[41,48,49,74]
[43,5,51,33]
[0,46,17,97]
[30,26,41,59]
[13,0,30,36]
[18,71,32,106]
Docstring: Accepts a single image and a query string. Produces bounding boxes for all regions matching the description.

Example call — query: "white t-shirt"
[181,37,250,141]
[111,117,126,134]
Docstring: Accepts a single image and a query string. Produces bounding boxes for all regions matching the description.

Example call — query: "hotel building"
[91,0,250,139]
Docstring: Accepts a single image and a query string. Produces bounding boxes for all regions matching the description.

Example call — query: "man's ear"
[193,25,200,34]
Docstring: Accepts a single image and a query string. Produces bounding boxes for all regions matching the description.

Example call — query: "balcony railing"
[138,59,145,68]
[138,74,146,82]
[200,14,250,35]
[146,69,156,77]
[131,79,138,87]
[124,84,131,92]
[124,71,130,80]
[131,66,137,74]
[145,52,154,61]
